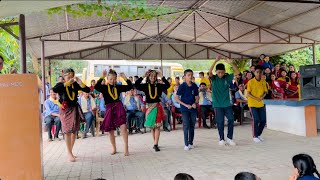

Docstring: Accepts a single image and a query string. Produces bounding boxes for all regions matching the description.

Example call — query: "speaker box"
[300,64,320,100]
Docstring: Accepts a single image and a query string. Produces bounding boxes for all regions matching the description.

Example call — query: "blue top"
[171,93,181,108]
[160,92,172,107]
[298,175,319,180]
[44,99,60,118]
[177,82,199,112]
[99,98,106,112]
[200,91,211,106]
[235,91,248,106]
[262,61,274,70]
[264,100,320,106]
[125,96,139,111]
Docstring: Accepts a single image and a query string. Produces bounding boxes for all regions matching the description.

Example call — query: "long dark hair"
[174,173,194,180]
[108,69,117,77]
[234,172,257,180]
[293,154,320,178]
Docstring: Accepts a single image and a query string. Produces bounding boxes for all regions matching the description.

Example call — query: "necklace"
[148,84,157,99]
[107,84,118,100]
[66,84,75,101]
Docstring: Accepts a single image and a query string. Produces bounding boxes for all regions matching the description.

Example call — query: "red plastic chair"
[51,124,56,137]
[171,106,182,130]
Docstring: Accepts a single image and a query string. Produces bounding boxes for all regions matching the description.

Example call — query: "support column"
[49,59,52,85]
[19,14,27,73]
[312,43,317,64]
[160,44,163,75]
[41,41,46,103]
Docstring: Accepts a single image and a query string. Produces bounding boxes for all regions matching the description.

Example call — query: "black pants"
[200,105,215,126]
[44,115,61,139]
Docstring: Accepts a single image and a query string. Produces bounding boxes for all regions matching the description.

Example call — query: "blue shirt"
[200,91,211,106]
[171,93,181,108]
[177,82,199,112]
[44,99,60,118]
[160,92,171,107]
[235,91,248,106]
[262,61,274,70]
[99,98,106,112]
[298,176,319,180]
[125,96,139,111]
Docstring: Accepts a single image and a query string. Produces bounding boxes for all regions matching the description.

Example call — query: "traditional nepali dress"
[135,77,170,128]
[53,82,90,134]
[94,78,133,132]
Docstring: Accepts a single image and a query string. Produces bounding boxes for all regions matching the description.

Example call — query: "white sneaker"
[219,140,226,146]
[184,146,190,151]
[188,144,194,149]
[226,138,236,146]
[253,137,261,143]
[258,136,264,141]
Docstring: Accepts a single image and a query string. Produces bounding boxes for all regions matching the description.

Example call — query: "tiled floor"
[42,124,320,180]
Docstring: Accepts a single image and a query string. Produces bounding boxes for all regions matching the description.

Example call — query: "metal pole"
[19,14,27,73]
[41,41,46,103]
[49,59,52,85]
[312,43,317,64]
[160,44,163,75]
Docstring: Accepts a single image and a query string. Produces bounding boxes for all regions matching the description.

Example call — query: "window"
[94,65,102,77]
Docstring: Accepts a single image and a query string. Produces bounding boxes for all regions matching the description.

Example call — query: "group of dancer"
[53,57,268,162]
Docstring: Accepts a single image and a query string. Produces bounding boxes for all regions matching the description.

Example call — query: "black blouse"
[53,82,90,107]
[134,77,170,103]
[94,78,133,104]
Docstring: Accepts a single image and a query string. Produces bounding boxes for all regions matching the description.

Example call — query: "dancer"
[94,69,133,156]
[135,70,170,152]
[247,65,268,143]
[53,68,90,162]
[176,69,199,151]
[209,57,240,146]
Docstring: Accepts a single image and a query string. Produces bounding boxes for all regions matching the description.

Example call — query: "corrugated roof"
[17,0,320,60]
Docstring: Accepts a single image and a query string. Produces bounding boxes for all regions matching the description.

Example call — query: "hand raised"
[224,58,233,64]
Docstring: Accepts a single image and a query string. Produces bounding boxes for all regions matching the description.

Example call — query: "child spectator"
[278,69,290,82]
[257,54,266,65]
[176,69,199,151]
[281,62,288,72]
[243,72,253,86]
[247,65,268,143]
[199,71,211,87]
[235,172,261,180]
[288,64,299,79]
[273,63,281,78]
[261,56,274,70]
[290,154,320,180]
[288,72,300,99]
[264,67,272,83]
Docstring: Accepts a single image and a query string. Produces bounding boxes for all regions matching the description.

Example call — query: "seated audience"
[281,62,288,72]
[243,72,253,86]
[199,71,211,87]
[175,76,181,86]
[199,83,215,129]
[44,89,62,141]
[257,54,266,65]
[171,84,182,124]
[234,84,249,121]
[288,72,300,99]
[79,92,97,138]
[123,89,145,134]
[278,69,290,82]
[264,67,272,83]
[273,63,281,78]
[261,56,273,70]
[288,64,299,79]
[290,154,320,180]
[250,65,256,77]
[96,93,106,134]
[235,172,261,180]
[174,173,194,180]
[160,92,172,132]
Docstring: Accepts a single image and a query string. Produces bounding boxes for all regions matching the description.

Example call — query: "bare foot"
[73,155,77,158]
[124,151,129,156]
[68,155,76,162]
[111,150,117,155]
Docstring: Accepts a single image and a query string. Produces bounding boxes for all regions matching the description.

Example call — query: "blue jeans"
[126,110,145,129]
[250,106,266,138]
[182,111,197,146]
[214,106,234,141]
[84,112,94,134]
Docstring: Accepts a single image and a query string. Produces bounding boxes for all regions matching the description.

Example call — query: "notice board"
[0,74,42,180]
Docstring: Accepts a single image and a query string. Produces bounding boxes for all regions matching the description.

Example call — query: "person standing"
[247,65,268,143]
[94,69,133,156]
[53,68,90,162]
[209,57,240,146]
[135,70,170,152]
[176,69,199,151]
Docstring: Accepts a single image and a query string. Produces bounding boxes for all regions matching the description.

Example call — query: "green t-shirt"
[210,74,234,108]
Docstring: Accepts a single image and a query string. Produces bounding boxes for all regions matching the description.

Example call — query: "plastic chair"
[171,106,182,130]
